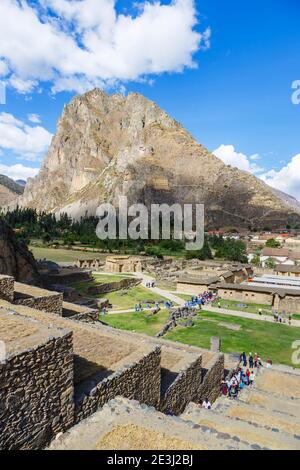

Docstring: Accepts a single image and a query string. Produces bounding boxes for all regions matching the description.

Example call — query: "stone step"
[254,369,300,400]
[48,397,252,450]
[213,398,300,437]
[181,404,300,450]
[238,387,300,419]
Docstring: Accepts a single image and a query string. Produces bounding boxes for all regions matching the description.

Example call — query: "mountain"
[0,219,40,283]
[269,187,300,214]
[19,89,300,229]
[0,174,24,207]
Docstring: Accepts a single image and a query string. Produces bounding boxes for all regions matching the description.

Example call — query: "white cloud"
[0,0,209,94]
[0,112,52,160]
[27,113,41,124]
[0,162,39,180]
[261,154,300,200]
[0,60,9,76]
[213,144,263,174]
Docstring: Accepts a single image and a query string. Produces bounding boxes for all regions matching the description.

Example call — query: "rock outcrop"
[0,174,24,207]
[19,89,300,229]
[0,219,40,283]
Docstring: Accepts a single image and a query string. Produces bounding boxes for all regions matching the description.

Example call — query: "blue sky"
[0,0,300,197]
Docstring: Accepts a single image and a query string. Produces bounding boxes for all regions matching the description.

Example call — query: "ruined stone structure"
[0,274,225,450]
[50,366,300,450]
[216,282,300,314]
[105,255,146,273]
[76,259,104,270]
[176,264,253,295]
[0,274,98,321]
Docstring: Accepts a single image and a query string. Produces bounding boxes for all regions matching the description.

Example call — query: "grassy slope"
[30,246,108,263]
[105,286,171,310]
[166,311,300,368]
[103,309,170,336]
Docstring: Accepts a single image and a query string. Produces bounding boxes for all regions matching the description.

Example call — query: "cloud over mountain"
[0,0,209,94]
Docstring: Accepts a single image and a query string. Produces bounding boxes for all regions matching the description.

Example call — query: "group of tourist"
[273,311,292,325]
[145,281,155,288]
[221,367,255,399]
[184,291,216,309]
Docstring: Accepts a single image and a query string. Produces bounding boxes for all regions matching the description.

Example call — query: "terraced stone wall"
[14,292,63,315]
[159,355,202,415]
[0,332,74,450]
[197,354,225,403]
[0,275,14,302]
[74,346,161,423]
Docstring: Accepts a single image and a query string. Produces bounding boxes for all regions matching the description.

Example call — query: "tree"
[266,238,281,248]
[252,254,261,266]
[265,258,276,269]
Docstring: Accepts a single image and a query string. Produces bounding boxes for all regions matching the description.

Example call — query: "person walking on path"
[249,353,254,369]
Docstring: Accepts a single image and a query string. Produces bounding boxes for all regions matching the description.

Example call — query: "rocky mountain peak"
[19,89,300,229]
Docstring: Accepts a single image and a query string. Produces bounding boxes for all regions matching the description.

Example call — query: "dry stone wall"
[0,275,14,302]
[86,277,142,295]
[14,292,63,315]
[159,355,202,415]
[0,332,74,450]
[74,346,161,423]
[197,354,225,403]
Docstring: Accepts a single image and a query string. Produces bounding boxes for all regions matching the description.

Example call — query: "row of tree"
[0,207,248,262]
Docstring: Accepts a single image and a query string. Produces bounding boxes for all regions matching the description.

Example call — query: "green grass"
[105,286,172,310]
[165,311,300,368]
[212,298,272,315]
[103,309,170,336]
[30,246,108,263]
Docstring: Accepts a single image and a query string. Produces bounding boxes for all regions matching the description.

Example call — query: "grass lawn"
[212,298,272,315]
[103,309,170,336]
[105,286,173,310]
[30,246,108,263]
[165,311,300,368]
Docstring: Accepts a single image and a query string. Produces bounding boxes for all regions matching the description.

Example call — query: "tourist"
[241,352,247,367]
[249,354,254,369]
[249,371,255,385]
[266,358,273,368]
[221,381,228,396]
[239,380,245,391]
[258,308,262,316]
[229,385,238,399]
[203,398,212,410]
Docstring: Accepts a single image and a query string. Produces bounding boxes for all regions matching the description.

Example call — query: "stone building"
[105,255,146,273]
[177,275,220,294]
[275,265,300,277]
[215,282,300,313]
[176,264,253,295]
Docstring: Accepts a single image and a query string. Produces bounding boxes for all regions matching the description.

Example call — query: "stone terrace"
[48,396,251,450]
[0,300,161,418]
[0,308,74,450]
[181,367,300,450]
[0,273,226,449]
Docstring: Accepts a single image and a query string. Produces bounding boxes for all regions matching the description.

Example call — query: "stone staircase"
[49,396,252,450]
[180,367,300,450]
